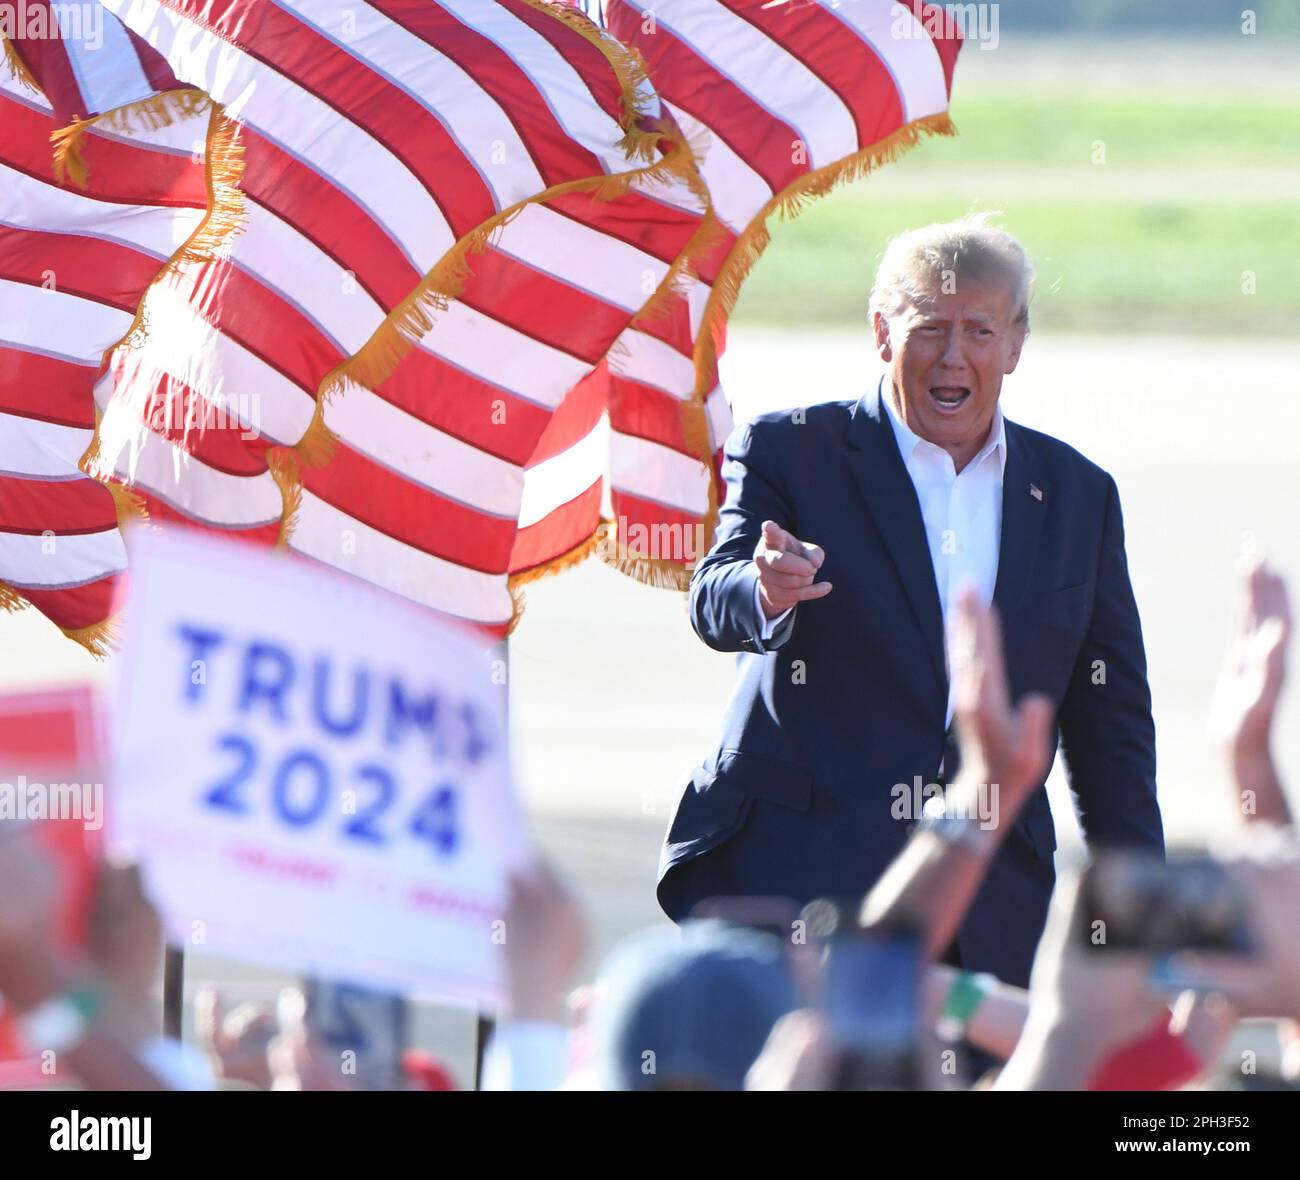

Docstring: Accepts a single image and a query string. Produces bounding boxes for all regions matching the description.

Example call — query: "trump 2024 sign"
[109,527,528,1005]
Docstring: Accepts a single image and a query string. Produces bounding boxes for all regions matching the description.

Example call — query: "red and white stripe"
[606,0,959,234]
[6,0,961,648]
[597,0,960,572]
[0,71,208,643]
[87,0,727,631]
[6,0,189,126]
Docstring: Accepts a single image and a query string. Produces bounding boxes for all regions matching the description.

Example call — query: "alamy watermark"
[0,776,103,830]
[892,2,1000,51]
[891,775,1000,830]
[1,2,104,51]
[597,515,707,568]
[143,390,263,444]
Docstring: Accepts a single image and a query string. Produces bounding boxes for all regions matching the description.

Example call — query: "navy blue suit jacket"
[658,385,1164,986]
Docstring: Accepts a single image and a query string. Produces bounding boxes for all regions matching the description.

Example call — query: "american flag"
[0,62,218,652]
[2,0,961,651]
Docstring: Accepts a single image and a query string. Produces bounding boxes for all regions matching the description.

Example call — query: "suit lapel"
[992,422,1047,620]
[844,385,947,694]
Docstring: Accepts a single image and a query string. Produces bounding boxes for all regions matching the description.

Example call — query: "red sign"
[0,684,105,1086]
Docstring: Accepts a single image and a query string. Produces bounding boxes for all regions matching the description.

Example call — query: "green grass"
[729,92,1300,335]
[915,93,1300,170]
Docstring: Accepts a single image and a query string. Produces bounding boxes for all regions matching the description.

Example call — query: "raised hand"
[1209,557,1292,825]
[502,860,588,1024]
[948,585,1053,795]
[753,520,831,620]
[1210,557,1291,752]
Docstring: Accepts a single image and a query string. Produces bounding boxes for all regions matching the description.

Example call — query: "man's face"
[873,281,1026,462]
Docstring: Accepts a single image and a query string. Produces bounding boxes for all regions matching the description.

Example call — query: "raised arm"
[1209,557,1292,826]
[1057,475,1163,851]
[859,588,1054,960]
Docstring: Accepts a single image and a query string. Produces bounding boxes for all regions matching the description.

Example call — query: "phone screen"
[822,927,922,1090]
[1080,850,1254,955]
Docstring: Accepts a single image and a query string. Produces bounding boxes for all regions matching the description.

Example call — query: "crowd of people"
[0,557,1295,1091]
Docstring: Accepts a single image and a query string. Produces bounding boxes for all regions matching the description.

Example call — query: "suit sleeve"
[1056,474,1164,853]
[688,420,799,654]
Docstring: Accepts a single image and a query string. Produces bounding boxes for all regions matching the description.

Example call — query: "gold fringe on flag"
[56,479,144,659]
[591,517,693,590]
[509,525,606,590]
[0,475,145,659]
[60,100,247,656]
[50,87,211,187]
[293,0,718,468]
[507,513,694,635]
[0,582,29,614]
[676,111,959,561]
[518,0,658,147]
[267,448,303,550]
[58,616,121,659]
[2,32,39,93]
[82,99,246,484]
[506,580,528,637]
[105,478,150,529]
[627,120,728,331]
[506,523,607,634]
[293,116,710,467]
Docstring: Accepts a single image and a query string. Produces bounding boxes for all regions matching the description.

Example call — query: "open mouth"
[928,386,971,412]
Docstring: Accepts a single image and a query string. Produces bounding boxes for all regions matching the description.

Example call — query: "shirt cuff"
[481,1020,570,1091]
[754,580,793,640]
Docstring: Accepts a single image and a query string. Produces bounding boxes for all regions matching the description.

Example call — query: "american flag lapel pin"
[1029,483,1043,501]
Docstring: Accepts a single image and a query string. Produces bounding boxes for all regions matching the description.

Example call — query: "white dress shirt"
[757,379,1007,729]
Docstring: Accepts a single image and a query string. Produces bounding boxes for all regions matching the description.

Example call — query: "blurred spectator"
[585,920,798,1090]
[0,832,170,1090]
[86,859,213,1090]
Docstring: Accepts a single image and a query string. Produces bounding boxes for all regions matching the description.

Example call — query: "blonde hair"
[868,212,1035,328]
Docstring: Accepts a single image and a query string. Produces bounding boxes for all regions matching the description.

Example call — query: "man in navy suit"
[658,216,1163,986]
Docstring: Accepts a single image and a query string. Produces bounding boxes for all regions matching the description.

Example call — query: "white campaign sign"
[110,526,529,1004]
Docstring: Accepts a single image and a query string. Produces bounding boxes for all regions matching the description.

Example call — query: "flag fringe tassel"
[82,101,245,486]
[67,101,246,655]
[294,0,714,468]
[0,583,28,614]
[506,525,605,633]
[504,515,692,635]
[50,87,213,187]
[293,124,709,466]
[593,517,692,590]
[267,448,303,550]
[58,616,120,659]
[674,111,958,571]
[0,582,120,659]
[1,32,39,92]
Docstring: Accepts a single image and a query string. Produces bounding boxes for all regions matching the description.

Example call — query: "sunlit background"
[5,3,1299,1081]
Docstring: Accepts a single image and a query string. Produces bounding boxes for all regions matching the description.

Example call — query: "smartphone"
[1079,849,1254,990]
[302,980,409,1091]
[821,922,923,1091]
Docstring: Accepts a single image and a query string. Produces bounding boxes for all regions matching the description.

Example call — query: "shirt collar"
[877,376,1007,478]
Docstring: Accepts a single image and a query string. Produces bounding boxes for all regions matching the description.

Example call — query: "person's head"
[589,920,798,1090]
[869,213,1033,471]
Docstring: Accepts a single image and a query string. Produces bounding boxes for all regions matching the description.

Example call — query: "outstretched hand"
[753,521,831,620]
